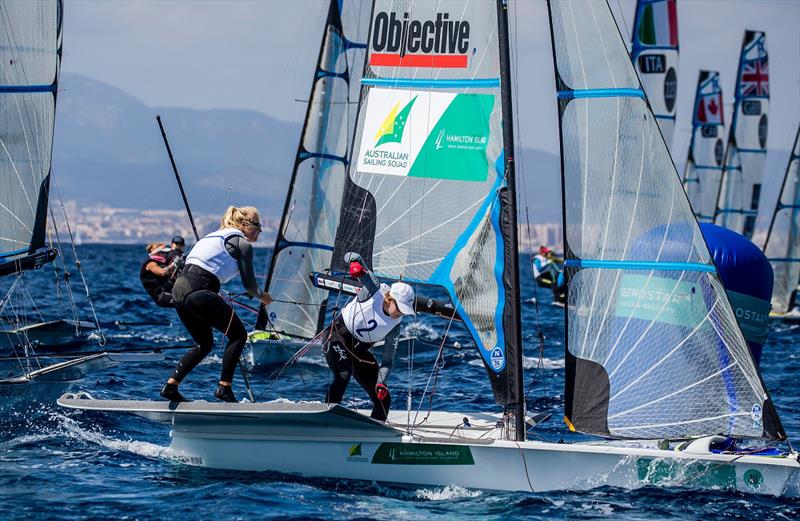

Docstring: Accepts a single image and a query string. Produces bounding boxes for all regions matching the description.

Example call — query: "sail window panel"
[320,26,348,76]
[302,75,350,159]
[366,0,500,82]
[281,160,346,246]
[0,92,53,256]
[561,96,707,264]
[267,246,330,339]
[549,1,639,91]
[568,267,769,439]
[0,1,59,86]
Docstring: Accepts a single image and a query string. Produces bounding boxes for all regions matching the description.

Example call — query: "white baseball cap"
[389,282,416,316]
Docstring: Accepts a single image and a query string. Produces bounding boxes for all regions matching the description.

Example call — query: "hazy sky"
[61,0,799,210]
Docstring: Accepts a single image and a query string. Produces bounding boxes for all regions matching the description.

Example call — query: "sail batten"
[548,0,783,441]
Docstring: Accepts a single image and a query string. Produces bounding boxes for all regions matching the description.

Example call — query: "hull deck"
[58,395,800,496]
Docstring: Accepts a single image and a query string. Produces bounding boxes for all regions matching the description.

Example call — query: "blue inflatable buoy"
[700,223,773,365]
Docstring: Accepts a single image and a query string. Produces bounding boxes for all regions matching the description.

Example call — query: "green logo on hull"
[743,468,764,489]
[372,443,474,465]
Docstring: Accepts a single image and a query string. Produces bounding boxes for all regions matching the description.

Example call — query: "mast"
[496,0,524,441]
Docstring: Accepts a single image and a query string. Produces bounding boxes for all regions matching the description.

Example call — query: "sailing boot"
[214,385,238,403]
[160,382,188,402]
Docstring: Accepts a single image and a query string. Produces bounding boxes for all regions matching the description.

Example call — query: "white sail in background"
[548,1,783,440]
[763,125,800,315]
[0,0,61,269]
[683,71,725,222]
[631,0,679,150]
[257,0,368,339]
[714,31,769,239]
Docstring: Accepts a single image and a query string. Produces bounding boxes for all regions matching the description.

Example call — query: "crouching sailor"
[140,242,178,308]
[160,206,272,403]
[324,252,415,421]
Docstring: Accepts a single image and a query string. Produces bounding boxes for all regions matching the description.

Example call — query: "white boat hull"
[57,396,800,496]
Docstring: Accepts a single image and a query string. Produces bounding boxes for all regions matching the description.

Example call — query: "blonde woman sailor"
[324,252,415,421]
[160,206,272,403]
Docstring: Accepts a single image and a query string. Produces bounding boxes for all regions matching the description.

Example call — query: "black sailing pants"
[169,266,247,384]
[324,317,391,421]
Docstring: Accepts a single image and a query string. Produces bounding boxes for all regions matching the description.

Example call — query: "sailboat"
[1,0,161,412]
[763,125,800,320]
[59,0,799,496]
[714,31,770,239]
[683,71,726,222]
[630,0,678,150]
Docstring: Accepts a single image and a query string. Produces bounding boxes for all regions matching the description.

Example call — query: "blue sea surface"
[1,245,798,520]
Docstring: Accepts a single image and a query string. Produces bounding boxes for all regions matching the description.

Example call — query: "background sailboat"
[630,0,679,150]
[714,30,770,239]
[683,71,726,222]
[763,125,800,319]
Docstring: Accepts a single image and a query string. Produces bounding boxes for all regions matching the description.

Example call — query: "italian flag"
[637,0,678,47]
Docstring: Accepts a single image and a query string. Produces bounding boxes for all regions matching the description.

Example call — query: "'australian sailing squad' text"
[372,12,470,55]
[363,150,409,168]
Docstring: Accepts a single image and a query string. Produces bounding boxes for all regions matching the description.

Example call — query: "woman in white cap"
[324,252,415,421]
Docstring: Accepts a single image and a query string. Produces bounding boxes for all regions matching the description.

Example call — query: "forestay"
[0,0,61,271]
[630,0,678,150]
[683,71,726,222]
[331,0,523,422]
[714,31,769,239]
[256,0,368,339]
[763,125,800,315]
[547,1,783,440]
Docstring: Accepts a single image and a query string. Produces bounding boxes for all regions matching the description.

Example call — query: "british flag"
[740,58,769,97]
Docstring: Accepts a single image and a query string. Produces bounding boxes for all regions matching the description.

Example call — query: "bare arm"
[145,261,172,278]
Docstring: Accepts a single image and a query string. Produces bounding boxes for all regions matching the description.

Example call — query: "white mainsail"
[548,1,783,440]
[714,31,769,239]
[763,125,800,315]
[630,0,678,150]
[683,70,726,222]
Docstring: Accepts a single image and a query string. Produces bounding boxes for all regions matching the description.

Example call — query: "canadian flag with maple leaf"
[696,91,723,126]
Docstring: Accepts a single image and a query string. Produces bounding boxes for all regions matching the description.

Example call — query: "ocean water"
[1,244,798,520]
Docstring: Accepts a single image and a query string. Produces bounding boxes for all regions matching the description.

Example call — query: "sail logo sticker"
[751,404,763,428]
[490,347,505,370]
[369,11,470,69]
[357,87,494,182]
[346,443,368,463]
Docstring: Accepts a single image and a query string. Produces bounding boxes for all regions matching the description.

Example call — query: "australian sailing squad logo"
[357,88,493,182]
[370,11,471,68]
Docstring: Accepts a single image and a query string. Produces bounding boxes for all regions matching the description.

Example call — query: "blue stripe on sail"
[298,151,348,164]
[716,208,757,215]
[777,203,800,210]
[361,78,500,89]
[316,70,348,80]
[684,179,699,184]
[0,84,56,93]
[429,153,506,372]
[557,88,645,100]
[565,259,716,273]
[343,38,367,50]
[769,258,800,263]
[737,148,767,154]
[695,165,724,171]
[0,248,28,259]
[277,240,334,252]
[694,213,716,220]
[654,114,676,120]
